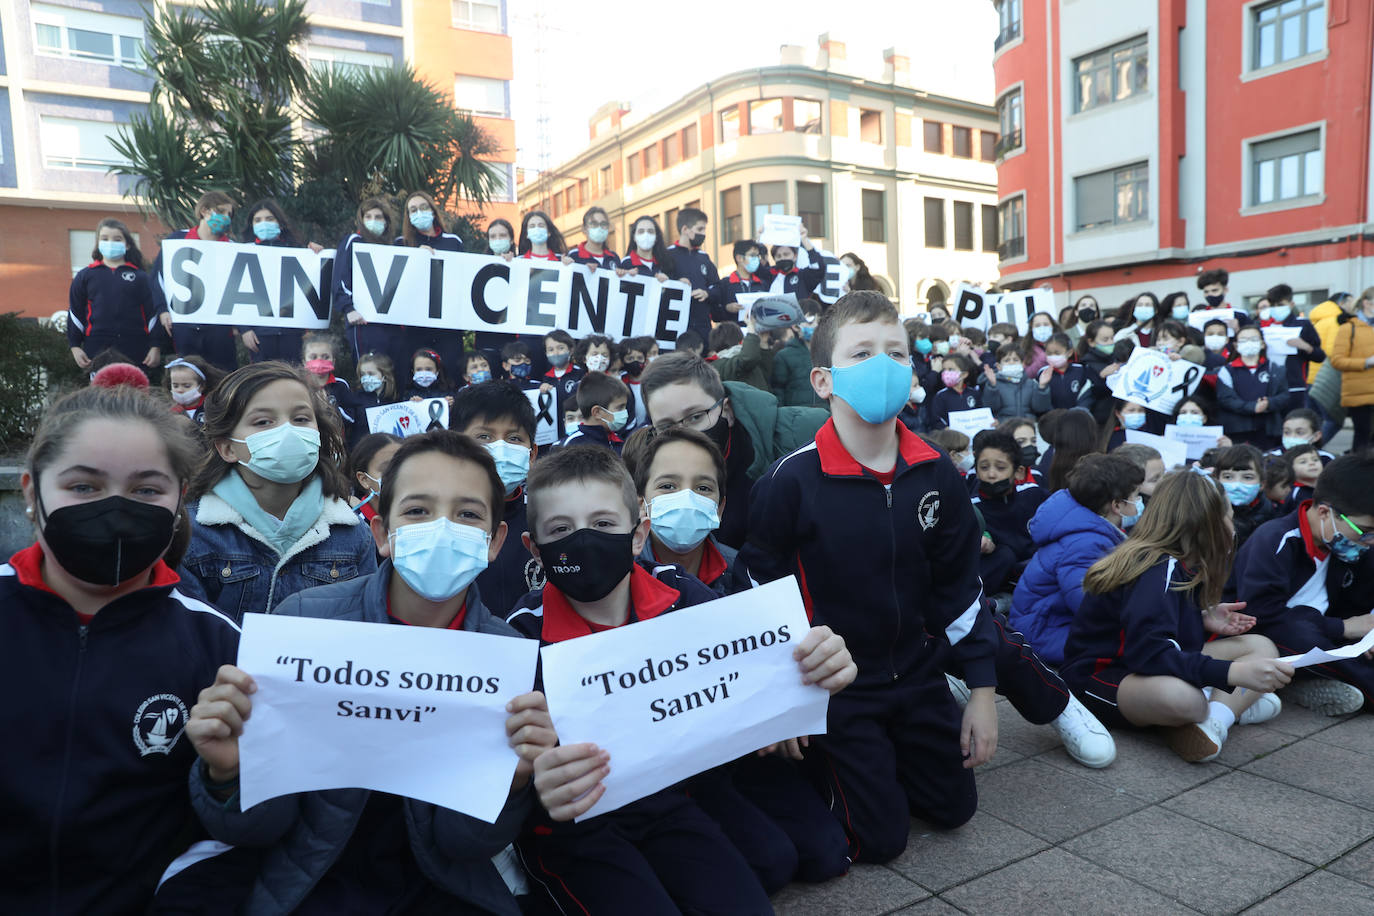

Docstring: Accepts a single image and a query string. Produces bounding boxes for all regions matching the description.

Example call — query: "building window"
[793,99,822,134]
[664,208,679,238]
[797,181,825,237]
[1074,34,1149,113]
[578,178,589,203]
[452,0,502,33]
[749,98,784,135]
[32,3,144,68]
[953,202,974,250]
[643,143,660,175]
[995,0,1022,50]
[683,123,699,158]
[721,187,743,243]
[39,116,129,170]
[598,164,612,196]
[923,120,944,153]
[751,181,786,236]
[998,195,1026,260]
[627,153,642,184]
[1253,0,1324,70]
[924,198,946,248]
[453,75,508,117]
[721,107,741,143]
[1075,162,1149,230]
[996,88,1023,156]
[1250,128,1322,205]
[981,204,999,252]
[979,132,998,162]
[859,109,883,144]
[488,164,514,203]
[951,126,972,158]
[310,46,394,77]
[664,134,681,168]
[862,189,886,243]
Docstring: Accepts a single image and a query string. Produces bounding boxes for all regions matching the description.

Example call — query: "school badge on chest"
[917,490,941,531]
[133,693,190,756]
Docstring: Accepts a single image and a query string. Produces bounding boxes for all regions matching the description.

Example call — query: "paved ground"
[772,695,1374,915]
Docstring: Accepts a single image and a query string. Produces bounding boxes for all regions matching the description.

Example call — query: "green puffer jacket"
[713,333,774,393]
[724,380,829,481]
[771,336,819,407]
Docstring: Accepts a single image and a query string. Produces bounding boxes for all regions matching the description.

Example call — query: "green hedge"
[0,314,86,456]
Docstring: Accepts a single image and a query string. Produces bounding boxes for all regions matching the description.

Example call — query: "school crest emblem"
[133,693,190,757]
[917,491,940,531]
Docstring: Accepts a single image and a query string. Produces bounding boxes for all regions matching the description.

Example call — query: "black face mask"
[623,360,645,378]
[1205,294,1225,308]
[774,259,796,273]
[1077,308,1097,324]
[705,414,732,455]
[537,528,636,603]
[1019,445,1039,469]
[981,477,1014,500]
[38,491,176,587]
[690,232,706,248]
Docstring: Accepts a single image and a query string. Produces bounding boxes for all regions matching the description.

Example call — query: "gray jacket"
[188,562,532,915]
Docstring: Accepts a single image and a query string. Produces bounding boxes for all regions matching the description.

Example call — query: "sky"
[508,0,1000,176]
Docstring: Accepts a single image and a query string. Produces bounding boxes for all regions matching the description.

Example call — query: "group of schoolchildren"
[31,192,1374,913]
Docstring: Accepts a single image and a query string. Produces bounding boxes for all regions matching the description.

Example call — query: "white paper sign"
[1106,348,1204,414]
[1125,429,1190,471]
[1164,424,1226,461]
[160,240,333,328]
[1262,325,1299,358]
[538,577,828,820]
[758,214,803,247]
[1277,628,1374,668]
[524,388,560,446]
[366,398,448,437]
[952,283,1055,336]
[236,614,539,823]
[1187,308,1237,332]
[947,407,998,440]
[809,248,845,304]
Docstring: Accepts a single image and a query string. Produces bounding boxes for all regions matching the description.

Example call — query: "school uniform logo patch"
[1258,371,1270,384]
[119,272,136,282]
[965,395,976,408]
[917,491,940,531]
[524,557,546,591]
[1070,380,1081,393]
[133,693,190,757]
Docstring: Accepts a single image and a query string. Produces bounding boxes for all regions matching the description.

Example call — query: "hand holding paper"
[187,664,259,784]
[1276,626,1374,668]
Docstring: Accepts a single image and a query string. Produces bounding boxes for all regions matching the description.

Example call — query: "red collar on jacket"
[814,417,938,478]
[1296,500,1329,562]
[629,251,655,270]
[7,543,179,599]
[185,226,227,242]
[1228,357,1265,369]
[539,564,678,643]
[521,250,560,261]
[575,242,612,261]
[651,537,728,586]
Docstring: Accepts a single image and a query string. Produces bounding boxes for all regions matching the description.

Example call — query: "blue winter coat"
[1008,489,1125,664]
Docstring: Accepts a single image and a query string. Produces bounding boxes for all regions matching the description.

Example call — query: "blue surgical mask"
[484,441,530,495]
[1031,325,1052,344]
[470,369,492,385]
[527,226,549,245]
[1133,305,1155,323]
[1176,412,1204,427]
[360,374,384,393]
[409,209,435,231]
[98,240,126,261]
[412,370,437,387]
[1122,412,1146,430]
[829,354,913,424]
[389,518,489,602]
[650,489,721,552]
[206,212,232,236]
[510,363,531,379]
[363,218,387,236]
[587,225,609,244]
[489,236,511,254]
[1122,496,1144,519]
[253,220,281,241]
[1269,305,1292,322]
[605,408,629,431]
[230,424,320,484]
[915,338,933,356]
[801,324,815,341]
[744,255,761,273]
[1171,305,1190,321]
[934,341,951,356]
[1222,480,1260,506]
[1282,435,1312,450]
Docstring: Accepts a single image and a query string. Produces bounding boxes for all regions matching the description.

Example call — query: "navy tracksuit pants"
[171,324,238,374]
[519,789,771,915]
[248,329,305,364]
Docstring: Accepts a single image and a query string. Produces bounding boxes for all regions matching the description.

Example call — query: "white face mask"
[389,518,490,602]
[172,387,202,406]
[1031,325,1053,343]
[1204,334,1228,352]
[634,231,657,251]
[413,370,438,387]
[585,354,610,372]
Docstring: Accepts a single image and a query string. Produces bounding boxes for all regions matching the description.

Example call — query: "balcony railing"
[998,236,1026,261]
[994,130,1023,159]
[994,22,1022,51]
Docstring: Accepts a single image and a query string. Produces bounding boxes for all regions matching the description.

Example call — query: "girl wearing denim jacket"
[178,362,376,619]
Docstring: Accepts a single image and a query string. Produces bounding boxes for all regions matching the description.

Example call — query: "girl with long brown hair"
[1060,470,1294,762]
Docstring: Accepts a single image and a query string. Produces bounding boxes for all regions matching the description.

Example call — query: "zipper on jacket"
[884,483,901,681]
[49,624,89,914]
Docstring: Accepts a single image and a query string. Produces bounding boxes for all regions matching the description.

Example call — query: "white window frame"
[31,3,144,70]
[994,0,1023,58]
[1073,161,1150,232]
[1073,34,1150,114]
[307,46,394,77]
[451,0,503,33]
[1241,121,1326,215]
[1242,0,1327,81]
[39,116,130,171]
[453,75,509,118]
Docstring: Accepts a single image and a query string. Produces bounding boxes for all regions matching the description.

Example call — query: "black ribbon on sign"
[534,389,555,428]
[426,399,446,432]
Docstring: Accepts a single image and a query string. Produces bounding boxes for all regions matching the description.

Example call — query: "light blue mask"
[1282,435,1313,450]
[1122,412,1147,430]
[253,220,281,241]
[390,518,489,602]
[1171,305,1190,321]
[829,354,913,424]
[744,255,761,273]
[587,225,609,244]
[489,236,511,254]
[1222,480,1261,506]
[98,240,126,261]
[915,338,933,355]
[1133,305,1156,323]
[1176,412,1204,427]
[607,408,629,431]
[484,441,530,495]
[527,226,549,245]
[409,209,435,231]
[1122,495,1145,528]
[650,489,721,552]
[360,374,384,393]
[470,369,492,385]
[1269,305,1292,323]
[230,424,320,484]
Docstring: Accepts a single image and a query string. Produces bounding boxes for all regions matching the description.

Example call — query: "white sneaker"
[1167,716,1228,763]
[945,674,971,708]
[1238,692,1282,726]
[1052,693,1116,768]
[1282,678,1365,716]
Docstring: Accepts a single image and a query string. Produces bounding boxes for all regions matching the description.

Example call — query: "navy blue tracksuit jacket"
[667,243,718,339]
[1216,357,1290,442]
[566,241,620,271]
[708,270,770,324]
[67,260,166,359]
[1259,317,1324,394]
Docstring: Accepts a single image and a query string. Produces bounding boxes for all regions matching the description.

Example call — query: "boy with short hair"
[509,446,855,912]
[451,381,541,615]
[540,329,584,438]
[709,240,768,324]
[1261,283,1324,400]
[1234,453,1374,716]
[461,352,493,388]
[667,207,718,342]
[1270,407,1335,461]
[741,289,1000,862]
[970,430,1048,593]
[982,344,1038,421]
[500,340,536,388]
[552,371,630,454]
[1197,268,1232,311]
